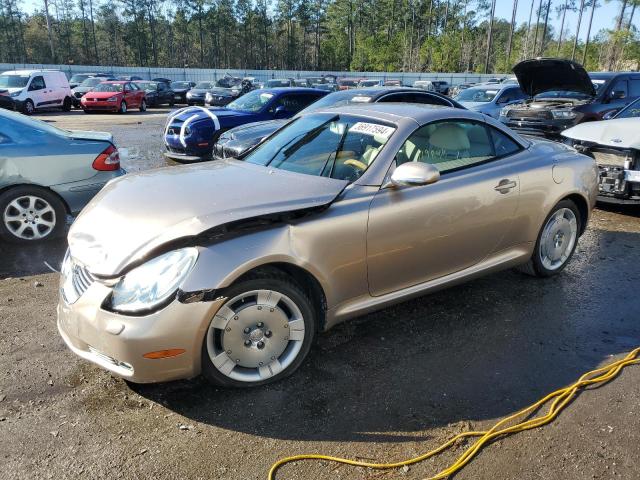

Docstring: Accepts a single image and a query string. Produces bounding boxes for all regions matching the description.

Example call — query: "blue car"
[163,88,328,162]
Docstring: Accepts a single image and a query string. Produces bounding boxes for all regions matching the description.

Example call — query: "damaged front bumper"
[57,276,224,383]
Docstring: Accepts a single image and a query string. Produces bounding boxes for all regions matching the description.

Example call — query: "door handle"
[494,179,517,194]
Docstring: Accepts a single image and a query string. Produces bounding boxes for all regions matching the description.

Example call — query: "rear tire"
[139,99,147,112]
[119,101,127,114]
[201,273,316,388]
[517,199,581,277]
[0,186,66,243]
[61,97,72,111]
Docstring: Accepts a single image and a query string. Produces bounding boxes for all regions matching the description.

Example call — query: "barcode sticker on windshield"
[349,122,395,138]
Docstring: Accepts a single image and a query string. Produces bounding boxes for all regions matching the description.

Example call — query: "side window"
[489,127,522,157]
[396,120,499,174]
[629,79,640,97]
[29,76,46,91]
[158,83,166,91]
[610,79,628,98]
[274,94,311,114]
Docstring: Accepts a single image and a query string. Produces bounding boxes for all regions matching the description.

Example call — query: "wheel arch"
[0,183,71,215]
[229,262,328,332]
[560,192,589,235]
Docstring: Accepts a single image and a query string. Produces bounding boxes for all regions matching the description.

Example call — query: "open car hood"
[68,160,348,277]
[562,117,640,149]
[513,58,595,97]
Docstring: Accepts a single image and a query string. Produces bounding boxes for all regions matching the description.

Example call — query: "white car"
[562,97,640,204]
[0,70,73,115]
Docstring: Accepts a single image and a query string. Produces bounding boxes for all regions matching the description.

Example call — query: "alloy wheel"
[3,195,57,240]
[539,207,577,271]
[206,289,306,383]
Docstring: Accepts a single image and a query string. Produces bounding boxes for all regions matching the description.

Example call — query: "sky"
[495,0,632,42]
[19,0,638,43]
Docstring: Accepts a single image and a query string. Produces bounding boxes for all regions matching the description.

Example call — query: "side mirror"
[603,109,619,120]
[610,90,626,100]
[386,162,440,188]
[273,106,288,119]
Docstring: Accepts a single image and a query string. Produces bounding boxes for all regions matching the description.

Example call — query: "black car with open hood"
[500,58,640,138]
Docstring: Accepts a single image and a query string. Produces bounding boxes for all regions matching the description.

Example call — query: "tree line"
[0,0,638,74]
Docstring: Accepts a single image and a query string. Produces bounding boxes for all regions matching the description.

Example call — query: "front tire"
[22,99,35,115]
[518,199,581,277]
[139,99,147,112]
[201,274,316,387]
[0,186,66,243]
[119,101,127,114]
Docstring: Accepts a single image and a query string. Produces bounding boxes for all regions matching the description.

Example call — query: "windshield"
[267,79,291,87]
[297,90,373,115]
[306,77,324,84]
[195,82,215,89]
[93,83,123,92]
[591,79,607,92]
[173,82,190,89]
[455,87,500,102]
[80,78,105,87]
[245,113,395,182]
[226,90,274,112]
[359,80,380,87]
[0,75,29,88]
[614,98,640,119]
[338,79,358,86]
[535,90,591,100]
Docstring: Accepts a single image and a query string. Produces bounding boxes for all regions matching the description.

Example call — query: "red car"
[81,81,146,114]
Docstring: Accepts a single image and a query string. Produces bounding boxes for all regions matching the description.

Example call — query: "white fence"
[0,63,502,86]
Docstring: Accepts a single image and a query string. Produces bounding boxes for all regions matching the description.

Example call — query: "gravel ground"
[0,110,639,480]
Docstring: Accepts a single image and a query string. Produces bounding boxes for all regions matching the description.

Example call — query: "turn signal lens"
[143,349,186,359]
[92,145,120,171]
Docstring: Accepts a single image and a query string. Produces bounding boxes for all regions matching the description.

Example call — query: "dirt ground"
[1,109,639,480]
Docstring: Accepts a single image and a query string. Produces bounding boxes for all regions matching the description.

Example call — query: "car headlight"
[107,96,118,102]
[186,91,193,98]
[10,90,22,97]
[109,248,198,313]
[551,110,577,120]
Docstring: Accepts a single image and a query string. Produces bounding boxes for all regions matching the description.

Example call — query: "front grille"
[214,144,225,158]
[507,109,553,120]
[71,263,95,299]
[167,145,187,154]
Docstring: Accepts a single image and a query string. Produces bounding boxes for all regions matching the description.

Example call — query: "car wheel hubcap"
[3,195,56,240]
[26,102,33,113]
[206,289,305,382]
[539,207,577,271]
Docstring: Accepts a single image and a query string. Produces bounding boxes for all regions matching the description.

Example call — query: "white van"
[0,70,73,115]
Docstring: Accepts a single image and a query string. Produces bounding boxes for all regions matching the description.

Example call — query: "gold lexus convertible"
[58,103,598,387]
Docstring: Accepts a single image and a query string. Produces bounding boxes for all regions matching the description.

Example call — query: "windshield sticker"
[350,96,373,103]
[349,122,395,138]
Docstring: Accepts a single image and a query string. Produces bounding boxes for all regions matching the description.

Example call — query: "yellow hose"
[268,347,640,480]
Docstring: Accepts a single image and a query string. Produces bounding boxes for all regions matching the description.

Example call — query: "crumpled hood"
[68,159,348,276]
[513,58,595,97]
[561,117,640,149]
[170,106,251,124]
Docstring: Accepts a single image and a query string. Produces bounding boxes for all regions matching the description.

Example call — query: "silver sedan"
[0,109,125,242]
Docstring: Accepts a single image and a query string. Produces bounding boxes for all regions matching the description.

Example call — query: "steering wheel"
[343,159,368,171]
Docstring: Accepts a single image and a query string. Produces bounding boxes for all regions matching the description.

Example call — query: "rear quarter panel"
[514,139,597,244]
